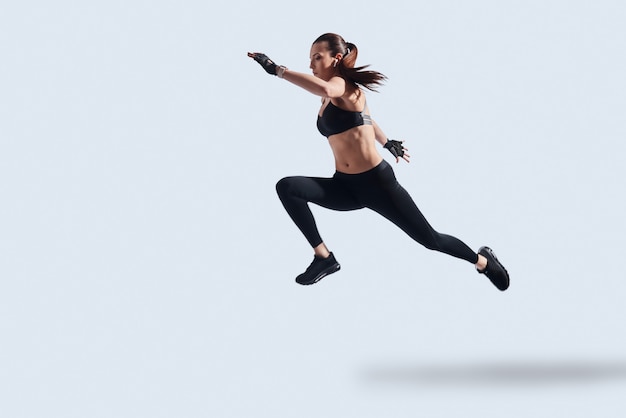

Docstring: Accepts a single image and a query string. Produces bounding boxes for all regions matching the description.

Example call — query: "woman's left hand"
[384,139,411,163]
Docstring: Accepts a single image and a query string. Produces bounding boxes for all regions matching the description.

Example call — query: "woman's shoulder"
[346,87,366,108]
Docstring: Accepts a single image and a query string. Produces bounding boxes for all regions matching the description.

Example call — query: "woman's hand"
[247,52,278,75]
[384,139,411,163]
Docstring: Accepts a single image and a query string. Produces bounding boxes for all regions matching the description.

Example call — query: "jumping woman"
[247,33,510,291]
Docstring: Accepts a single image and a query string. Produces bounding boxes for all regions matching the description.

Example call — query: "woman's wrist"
[276,65,287,78]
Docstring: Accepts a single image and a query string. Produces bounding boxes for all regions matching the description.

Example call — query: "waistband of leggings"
[333,159,391,180]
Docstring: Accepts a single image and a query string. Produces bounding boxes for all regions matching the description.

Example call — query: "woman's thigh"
[277,175,364,211]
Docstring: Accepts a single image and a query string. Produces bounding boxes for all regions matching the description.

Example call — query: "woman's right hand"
[247,52,277,75]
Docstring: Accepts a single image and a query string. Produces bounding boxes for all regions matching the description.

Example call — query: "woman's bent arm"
[372,119,389,146]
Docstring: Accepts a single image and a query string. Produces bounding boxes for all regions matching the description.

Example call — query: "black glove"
[384,139,405,158]
[250,53,278,75]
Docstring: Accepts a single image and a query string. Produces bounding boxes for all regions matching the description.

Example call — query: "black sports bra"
[316,100,372,137]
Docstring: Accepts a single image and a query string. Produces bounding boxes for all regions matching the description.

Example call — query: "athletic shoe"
[477,246,510,291]
[296,252,341,285]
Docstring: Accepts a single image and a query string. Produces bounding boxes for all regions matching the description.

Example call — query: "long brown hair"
[313,33,387,92]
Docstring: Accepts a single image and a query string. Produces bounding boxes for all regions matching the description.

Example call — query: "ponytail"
[313,33,387,91]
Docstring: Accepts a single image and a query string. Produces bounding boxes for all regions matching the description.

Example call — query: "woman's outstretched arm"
[247,52,345,98]
[282,70,345,98]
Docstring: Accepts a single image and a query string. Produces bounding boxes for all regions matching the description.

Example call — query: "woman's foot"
[476,246,510,291]
[296,252,341,285]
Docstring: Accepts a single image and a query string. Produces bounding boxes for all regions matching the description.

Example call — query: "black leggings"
[275,159,479,264]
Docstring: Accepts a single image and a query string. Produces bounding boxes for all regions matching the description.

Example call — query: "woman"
[247,33,509,291]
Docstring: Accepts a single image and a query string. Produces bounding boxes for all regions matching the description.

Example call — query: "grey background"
[2,0,625,417]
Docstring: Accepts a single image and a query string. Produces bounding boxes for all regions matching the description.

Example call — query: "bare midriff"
[328,125,383,174]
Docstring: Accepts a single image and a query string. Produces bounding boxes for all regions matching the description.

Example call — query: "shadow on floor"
[360,359,626,388]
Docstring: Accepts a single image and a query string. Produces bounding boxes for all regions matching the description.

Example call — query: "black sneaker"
[477,246,510,291]
[296,252,341,285]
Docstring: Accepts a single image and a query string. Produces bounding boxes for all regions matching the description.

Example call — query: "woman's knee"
[276,176,299,199]
[419,231,443,252]
[421,239,440,252]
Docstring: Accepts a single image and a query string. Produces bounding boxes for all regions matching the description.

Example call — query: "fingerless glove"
[384,139,404,158]
[251,53,278,75]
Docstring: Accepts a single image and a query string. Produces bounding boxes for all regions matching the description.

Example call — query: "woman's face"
[309,41,340,80]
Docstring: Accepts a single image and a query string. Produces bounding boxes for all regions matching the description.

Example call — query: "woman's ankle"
[313,243,331,259]
[475,254,488,271]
